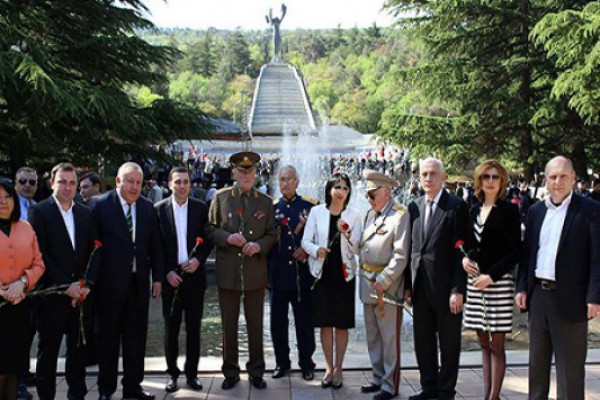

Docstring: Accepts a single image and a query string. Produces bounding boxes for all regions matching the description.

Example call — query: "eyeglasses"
[366,189,379,200]
[333,185,349,192]
[279,177,297,184]
[481,174,500,181]
[18,178,37,186]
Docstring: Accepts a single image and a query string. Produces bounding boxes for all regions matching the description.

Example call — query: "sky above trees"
[143,0,395,30]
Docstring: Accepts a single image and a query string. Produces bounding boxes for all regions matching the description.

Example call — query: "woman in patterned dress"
[462,160,521,400]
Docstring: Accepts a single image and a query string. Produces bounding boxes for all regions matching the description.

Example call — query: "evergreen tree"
[0,0,213,175]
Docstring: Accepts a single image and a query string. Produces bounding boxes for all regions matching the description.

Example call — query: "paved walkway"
[34,349,600,400]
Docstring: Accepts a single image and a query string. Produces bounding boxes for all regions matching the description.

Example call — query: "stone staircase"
[248,63,316,136]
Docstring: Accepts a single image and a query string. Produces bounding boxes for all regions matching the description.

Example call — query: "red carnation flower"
[94,240,103,248]
[281,217,289,226]
[196,237,204,245]
[236,209,244,215]
[342,263,349,279]
[454,240,465,249]
[341,222,349,231]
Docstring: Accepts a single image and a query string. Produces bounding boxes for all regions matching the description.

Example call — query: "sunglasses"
[366,189,380,200]
[481,174,500,181]
[333,185,349,192]
[18,178,37,186]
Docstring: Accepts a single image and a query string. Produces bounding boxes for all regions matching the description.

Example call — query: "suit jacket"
[518,193,600,322]
[88,190,164,300]
[155,196,212,290]
[301,204,360,281]
[358,200,411,304]
[406,190,468,309]
[464,199,521,282]
[28,197,99,288]
[207,185,277,291]
[0,220,44,290]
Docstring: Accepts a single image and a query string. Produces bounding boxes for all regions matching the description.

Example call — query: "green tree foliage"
[382,0,599,177]
[0,0,213,175]
[531,2,599,125]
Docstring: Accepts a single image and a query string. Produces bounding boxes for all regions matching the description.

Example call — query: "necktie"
[126,204,134,241]
[423,200,434,240]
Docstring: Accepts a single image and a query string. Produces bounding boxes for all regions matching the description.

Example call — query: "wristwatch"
[19,275,28,288]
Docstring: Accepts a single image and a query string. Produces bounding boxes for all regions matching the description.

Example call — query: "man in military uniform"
[268,165,318,381]
[207,151,277,390]
[359,170,411,400]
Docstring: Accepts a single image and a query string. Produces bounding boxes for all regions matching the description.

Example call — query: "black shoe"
[272,365,290,379]
[16,386,32,400]
[221,376,240,390]
[186,378,203,391]
[98,394,112,400]
[374,390,396,400]
[23,372,36,387]
[408,391,438,400]
[122,390,155,400]
[302,369,315,381]
[249,376,267,389]
[361,383,381,393]
[165,377,178,393]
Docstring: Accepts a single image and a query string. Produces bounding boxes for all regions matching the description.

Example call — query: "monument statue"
[265,3,286,63]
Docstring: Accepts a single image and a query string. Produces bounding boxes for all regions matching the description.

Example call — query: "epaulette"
[301,196,318,205]
[392,204,406,213]
[216,186,233,197]
[273,198,280,205]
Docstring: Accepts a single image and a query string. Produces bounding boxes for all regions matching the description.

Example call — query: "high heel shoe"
[332,368,343,389]
[321,371,333,388]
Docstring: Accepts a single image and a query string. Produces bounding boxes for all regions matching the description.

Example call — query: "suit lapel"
[416,197,426,248]
[531,205,547,251]
[242,189,260,228]
[360,210,378,247]
[423,190,446,246]
[557,194,579,254]
[166,197,177,245]
[73,203,85,254]
[186,199,196,253]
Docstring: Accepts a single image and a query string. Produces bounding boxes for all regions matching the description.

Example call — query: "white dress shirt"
[535,192,573,281]
[172,198,189,264]
[54,196,75,250]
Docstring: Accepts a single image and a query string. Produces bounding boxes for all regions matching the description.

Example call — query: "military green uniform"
[207,182,276,379]
[359,199,411,396]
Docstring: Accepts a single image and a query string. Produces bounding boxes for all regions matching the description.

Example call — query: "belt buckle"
[540,280,555,290]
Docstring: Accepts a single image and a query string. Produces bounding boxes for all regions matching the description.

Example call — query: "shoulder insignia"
[392,204,406,213]
[273,198,280,205]
[301,196,318,205]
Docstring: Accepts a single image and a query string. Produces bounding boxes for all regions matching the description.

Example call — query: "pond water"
[145,271,600,358]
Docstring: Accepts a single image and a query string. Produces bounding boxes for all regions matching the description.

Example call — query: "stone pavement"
[36,349,600,400]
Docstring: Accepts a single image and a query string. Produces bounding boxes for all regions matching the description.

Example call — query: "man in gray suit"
[358,170,411,400]
[406,158,468,400]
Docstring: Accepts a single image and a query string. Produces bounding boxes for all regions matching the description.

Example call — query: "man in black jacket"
[516,156,600,400]
[29,163,99,400]
[89,162,164,400]
[155,167,212,393]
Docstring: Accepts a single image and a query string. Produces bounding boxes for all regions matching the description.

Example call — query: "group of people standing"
[0,151,598,400]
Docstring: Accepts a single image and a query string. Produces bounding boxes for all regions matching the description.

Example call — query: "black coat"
[518,193,600,322]
[406,190,469,309]
[464,199,521,282]
[28,197,99,287]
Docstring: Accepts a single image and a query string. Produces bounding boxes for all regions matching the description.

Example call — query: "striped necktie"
[126,204,134,241]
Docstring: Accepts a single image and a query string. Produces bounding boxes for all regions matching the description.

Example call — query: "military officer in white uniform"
[358,170,411,400]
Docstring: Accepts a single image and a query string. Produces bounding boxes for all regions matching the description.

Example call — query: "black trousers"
[528,285,587,400]
[161,280,205,380]
[269,288,315,371]
[412,277,462,397]
[218,288,265,378]
[36,296,87,400]
[96,279,149,395]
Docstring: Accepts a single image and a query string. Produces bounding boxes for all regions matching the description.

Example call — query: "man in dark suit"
[29,163,99,400]
[516,156,600,400]
[405,157,468,400]
[207,151,277,390]
[155,167,212,393]
[268,165,317,381]
[89,162,164,400]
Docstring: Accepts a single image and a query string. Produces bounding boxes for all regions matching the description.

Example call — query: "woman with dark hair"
[301,173,360,389]
[461,160,520,400]
[0,180,45,400]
